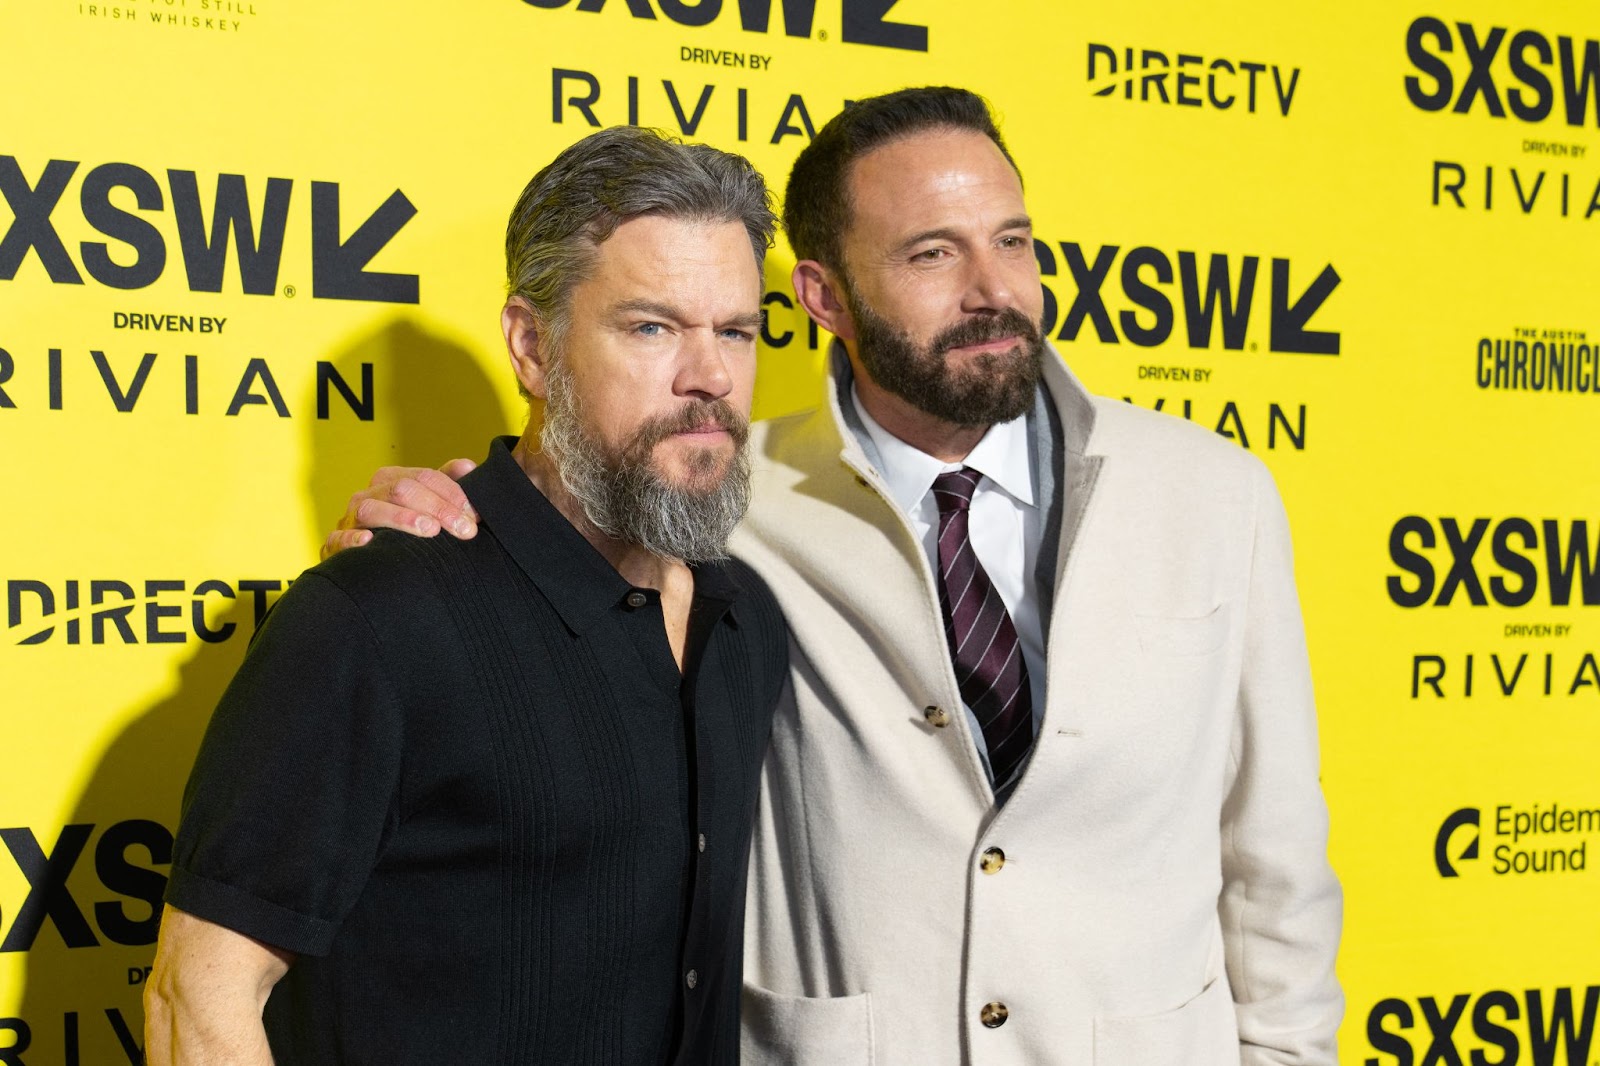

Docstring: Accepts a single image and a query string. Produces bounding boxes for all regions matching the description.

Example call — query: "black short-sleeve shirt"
[167,437,789,1064]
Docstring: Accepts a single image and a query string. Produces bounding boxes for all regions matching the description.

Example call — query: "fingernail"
[418,516,438,534]
[451,516,474,536]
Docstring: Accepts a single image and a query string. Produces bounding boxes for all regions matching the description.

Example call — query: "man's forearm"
[144,979,276,1066]
[143,905,293,1066]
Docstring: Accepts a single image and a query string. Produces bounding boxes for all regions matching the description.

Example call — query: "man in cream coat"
[732,88,1341,1065]
[328,87,1342,1065]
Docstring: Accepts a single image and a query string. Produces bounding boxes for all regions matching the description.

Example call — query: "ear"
[792,260,857,343]
[502,297,551,399]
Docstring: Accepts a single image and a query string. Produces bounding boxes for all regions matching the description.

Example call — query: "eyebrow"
[609,299,683,321]
[609,300,765,331]
[894,215,1034,254]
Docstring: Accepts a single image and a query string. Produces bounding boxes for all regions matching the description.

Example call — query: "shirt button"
[980,1001,1009,1028]
[923,705,950,728]
[979,847,1006,874]
[697,833,707,853]
[625,591,648,608]
[685,969,699,989]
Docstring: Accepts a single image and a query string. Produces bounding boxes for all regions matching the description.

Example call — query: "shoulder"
[748,407,837,481]
[285,529,491,644]
[720,556,786,631]
[1076,395,1284,532]
[1087,395,1258,465]
[317,525,485,594]
[716,556,789,672]
[1086,395,1271,484]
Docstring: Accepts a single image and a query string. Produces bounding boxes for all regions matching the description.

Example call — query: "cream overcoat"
[730,347,1343,1065]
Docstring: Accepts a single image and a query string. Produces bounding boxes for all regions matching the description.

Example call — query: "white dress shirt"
[850,386,1046,778]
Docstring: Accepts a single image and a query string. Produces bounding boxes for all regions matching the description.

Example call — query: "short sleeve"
[166,572,405,957]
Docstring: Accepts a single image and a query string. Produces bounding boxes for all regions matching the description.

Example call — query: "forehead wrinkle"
[846,138,1027,261]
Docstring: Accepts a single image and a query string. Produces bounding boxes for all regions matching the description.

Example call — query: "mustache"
[624,398,750,457]
[931,307,1042,356]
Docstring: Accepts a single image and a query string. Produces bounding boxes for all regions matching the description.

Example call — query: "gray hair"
[505,126,776,364]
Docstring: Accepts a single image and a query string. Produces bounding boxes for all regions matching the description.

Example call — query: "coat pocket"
[740,982,874,1066]
[1093,977,1240,1065]
[1135,604,1230,656]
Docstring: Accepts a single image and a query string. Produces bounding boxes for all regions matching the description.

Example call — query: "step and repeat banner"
[1,0,1596,1061]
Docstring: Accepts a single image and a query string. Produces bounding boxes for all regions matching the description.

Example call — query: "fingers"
[407,467,480,532]
[323,460,482,560]
[321,528,373,562]
[337,467,478,535]
[438,458,478,483]
[345,495,445,535]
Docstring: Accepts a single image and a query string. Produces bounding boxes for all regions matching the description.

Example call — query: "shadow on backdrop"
[304,317,513,546]
[14,316,509,1064]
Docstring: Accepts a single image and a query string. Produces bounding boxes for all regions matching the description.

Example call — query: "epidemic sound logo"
[518,0,928,52]
[1434,807,1479,877]
[1086,42,1301,115]
[1034,241,1340,354]
[1365,986,1600,1066]
[1405,17,1600,127]
[1435,803,1597,878]
[0,156,419,302]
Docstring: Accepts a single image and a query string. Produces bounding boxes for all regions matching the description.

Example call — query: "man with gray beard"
[143,126,789,1066]
[326,86,1340,1066]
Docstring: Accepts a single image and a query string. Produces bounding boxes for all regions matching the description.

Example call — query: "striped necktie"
[932,467,1034,799]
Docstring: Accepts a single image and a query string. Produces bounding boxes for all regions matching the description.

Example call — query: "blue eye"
[635,322,663,336]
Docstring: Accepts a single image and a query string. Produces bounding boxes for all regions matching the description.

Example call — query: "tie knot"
[932,467,982,514]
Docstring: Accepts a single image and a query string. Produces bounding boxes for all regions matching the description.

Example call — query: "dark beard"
[540,357,752,563]
[847,293,1045,427]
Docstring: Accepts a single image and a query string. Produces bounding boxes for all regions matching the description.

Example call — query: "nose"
[677,327,734,401]
[962,246,1017,314]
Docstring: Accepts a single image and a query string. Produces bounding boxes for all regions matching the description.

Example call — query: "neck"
[511,430,686,592]
[848,356,990,463]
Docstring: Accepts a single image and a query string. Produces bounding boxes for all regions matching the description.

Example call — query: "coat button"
[979,847,1006,874]
[697,833,707,853]
[625,590,648,608]
[980,1001,1009,1028]
[685,969,698,989]
[923,705,950,728]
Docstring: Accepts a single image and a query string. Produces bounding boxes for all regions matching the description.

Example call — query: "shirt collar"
[849,385,1035,514]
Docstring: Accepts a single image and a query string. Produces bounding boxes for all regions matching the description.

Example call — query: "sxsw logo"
[1034,241,1340,355]
[517,0,928,52]
[1366,987,1600,1066]
[0,821,172,952]
[1405,17,1600,127]
[0,156,419,302]
[1386,518,1600,607]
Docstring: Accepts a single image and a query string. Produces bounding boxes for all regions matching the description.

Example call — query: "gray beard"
[539,358,750,563]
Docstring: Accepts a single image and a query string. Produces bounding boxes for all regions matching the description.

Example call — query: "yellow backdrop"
[2,1,1597,1062]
